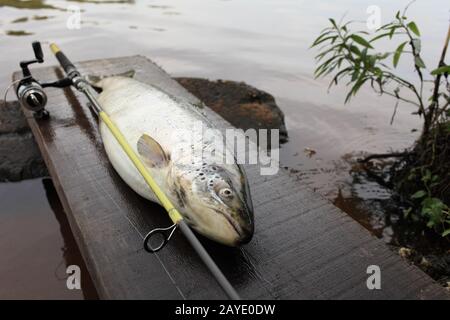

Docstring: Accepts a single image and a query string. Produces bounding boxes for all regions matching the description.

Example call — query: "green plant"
[406,168,450,236]
[312,4,450,237]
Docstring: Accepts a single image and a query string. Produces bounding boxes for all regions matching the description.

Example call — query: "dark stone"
[0,100,48,181]
[0,78,288,181]
[175,78,288,143]
[0,99,29,134]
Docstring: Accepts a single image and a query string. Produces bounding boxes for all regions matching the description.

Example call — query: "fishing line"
[2,78,26,108]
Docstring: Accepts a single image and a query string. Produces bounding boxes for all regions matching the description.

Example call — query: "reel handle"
[20,41,44,78]
[32,41,44,62]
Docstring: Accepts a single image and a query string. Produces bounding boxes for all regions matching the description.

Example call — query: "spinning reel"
[15,41,72,119]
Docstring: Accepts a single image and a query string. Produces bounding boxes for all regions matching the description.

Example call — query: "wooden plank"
[14,56,448,300]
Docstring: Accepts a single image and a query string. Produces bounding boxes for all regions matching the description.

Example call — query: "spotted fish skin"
[96,76,254,246]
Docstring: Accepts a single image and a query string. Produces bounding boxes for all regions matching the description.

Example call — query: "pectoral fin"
[137,134,170,168]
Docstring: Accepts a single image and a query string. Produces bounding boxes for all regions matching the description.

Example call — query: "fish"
[92,75,254,246]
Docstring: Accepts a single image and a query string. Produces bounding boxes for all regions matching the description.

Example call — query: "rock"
[395,245,449,286]
[398,247,413,258]
[175,78,288,143]
[0,99,29,134]
[0,100,48,181]
[420,256,432,269]
[0,78,288,181]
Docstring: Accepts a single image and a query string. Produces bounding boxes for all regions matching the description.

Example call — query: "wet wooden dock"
[14,56,448,299]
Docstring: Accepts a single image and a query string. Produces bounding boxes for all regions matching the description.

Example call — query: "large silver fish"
[93,75,254,246]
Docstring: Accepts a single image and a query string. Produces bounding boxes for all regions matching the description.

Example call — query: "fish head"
[136,133,254,246]
[176,164,254,246]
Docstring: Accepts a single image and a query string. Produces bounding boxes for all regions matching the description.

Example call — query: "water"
[0,178,98,299]
[1,0,449,296]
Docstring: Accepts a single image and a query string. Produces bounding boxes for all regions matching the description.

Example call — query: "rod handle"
[50,43,75,73]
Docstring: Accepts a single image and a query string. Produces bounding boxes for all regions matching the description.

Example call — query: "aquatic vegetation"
[5,30,34,36]
[0,0,58,10]
[11,15,52,23]
[67,0,134,4]
[33,15,53,20]
[11,17,28,23]
[312,4,450,238]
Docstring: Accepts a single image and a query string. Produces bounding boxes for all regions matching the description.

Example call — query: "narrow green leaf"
[349,45,361,56]
[344,90,353,103]
[361,48,368,58]
[315,43,345,60]
[373,67,382,77]
[311,31,334,47]
[315,54,342,78]
[320,59,342,78]
[415,56,426,69]
[352,74,366,93]
[311,31,332,45]
[329,18,337,28]
[377,22,395,31]
[388,26,396,39]
[350,34,373,49]
[315,50,330,61]
[393,41,407,67]
[430,65,450,75]
[311,35,337,48]
[411,190,427,199]
[403,207,412,218]
[328,67,352,89]
[407,21,420,36]
[345,74,366,103]
[370,32,391,43]
[376,52,390,60]
[442,229,450,237]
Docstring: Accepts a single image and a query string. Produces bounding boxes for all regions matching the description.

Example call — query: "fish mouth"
[212,208,253,245]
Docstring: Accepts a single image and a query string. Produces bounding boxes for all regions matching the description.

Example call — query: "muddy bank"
[0,78,287,181]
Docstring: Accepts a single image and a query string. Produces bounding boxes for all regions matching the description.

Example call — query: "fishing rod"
[14,42,240,300]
